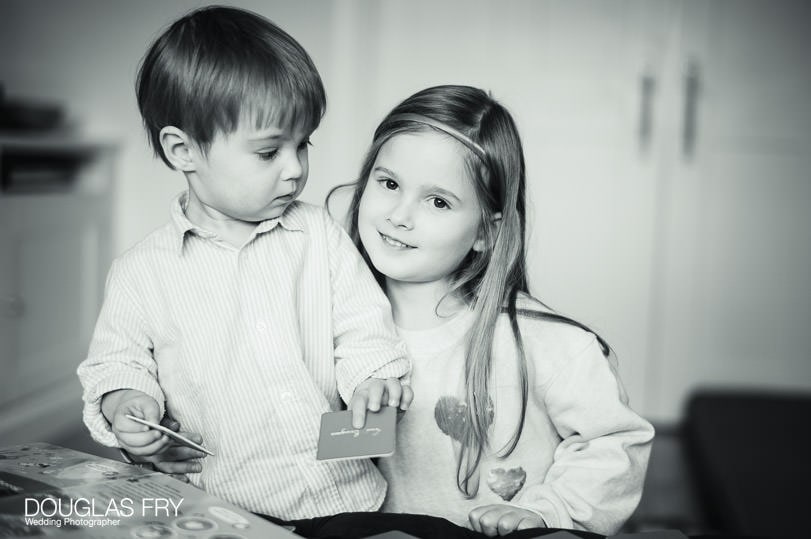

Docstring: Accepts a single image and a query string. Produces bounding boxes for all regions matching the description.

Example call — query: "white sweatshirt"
[379,299,654,535]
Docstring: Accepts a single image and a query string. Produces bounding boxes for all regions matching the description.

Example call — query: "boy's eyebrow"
[248,133,285,142]
[373,166,462,204]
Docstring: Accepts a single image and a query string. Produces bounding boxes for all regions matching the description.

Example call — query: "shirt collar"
[170,191,306,255]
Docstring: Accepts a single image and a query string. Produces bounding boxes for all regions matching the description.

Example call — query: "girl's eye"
[258,149,279,161]
[381,179,398,191]
[298,138,312,151]
[431,197,450,209]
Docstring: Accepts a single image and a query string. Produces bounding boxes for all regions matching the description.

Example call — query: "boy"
[77,6,411,520]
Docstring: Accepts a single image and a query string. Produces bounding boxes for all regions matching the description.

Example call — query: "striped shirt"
[77,192,410,518]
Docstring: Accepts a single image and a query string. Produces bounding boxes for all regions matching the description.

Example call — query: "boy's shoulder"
[112,221,179,271]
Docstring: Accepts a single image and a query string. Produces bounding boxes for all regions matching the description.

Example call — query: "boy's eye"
[431,197,450,209]
[258,149,279,161]
[298,138,312,151]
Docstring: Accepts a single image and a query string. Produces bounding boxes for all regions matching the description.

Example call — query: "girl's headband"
[386,113,486,160]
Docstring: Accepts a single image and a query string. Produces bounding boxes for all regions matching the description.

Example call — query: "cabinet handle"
[683,58,701,159]
[2,296,25,318]
[639,70,656,153]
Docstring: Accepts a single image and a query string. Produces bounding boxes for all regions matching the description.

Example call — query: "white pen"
[125,414,215,456]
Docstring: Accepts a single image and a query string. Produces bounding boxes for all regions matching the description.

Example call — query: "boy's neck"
[385,278,468,330]
[184,189,258,248]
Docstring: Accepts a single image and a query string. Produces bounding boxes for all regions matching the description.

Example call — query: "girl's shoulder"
[494,293,604,378]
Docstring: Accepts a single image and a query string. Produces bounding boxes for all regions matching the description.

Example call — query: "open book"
[0,442,298,538]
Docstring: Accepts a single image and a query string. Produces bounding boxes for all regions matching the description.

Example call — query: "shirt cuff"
[336,354,411,405]
[82,373,166,447]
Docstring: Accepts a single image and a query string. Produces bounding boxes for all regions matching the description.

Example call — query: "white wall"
[2,0,809,427]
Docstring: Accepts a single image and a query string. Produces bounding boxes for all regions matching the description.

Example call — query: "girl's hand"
[349,377,414,429]
[468,504,545,536]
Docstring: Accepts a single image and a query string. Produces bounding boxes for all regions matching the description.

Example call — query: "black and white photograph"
[1,1,809,538]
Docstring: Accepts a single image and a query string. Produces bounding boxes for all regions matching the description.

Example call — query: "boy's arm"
[325,214,410,405]
[507,337,655,536]
[77,259,166,447]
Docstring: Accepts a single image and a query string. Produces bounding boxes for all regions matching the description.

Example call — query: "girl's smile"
[379,231,416,249]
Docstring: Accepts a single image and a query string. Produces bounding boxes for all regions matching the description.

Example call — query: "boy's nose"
[280,153,303,182]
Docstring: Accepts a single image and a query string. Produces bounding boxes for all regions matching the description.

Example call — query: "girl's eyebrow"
[373,166,398,178]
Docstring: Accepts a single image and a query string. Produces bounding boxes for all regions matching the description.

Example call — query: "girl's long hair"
[328,85,609,496]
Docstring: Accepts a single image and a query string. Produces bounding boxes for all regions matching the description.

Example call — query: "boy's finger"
[160,416,181,431]
[366,383,383,413]
[163,445,206,461]
[169,473,190,483]
[127,434,170,456]
[117,428,163,447]
[385,378,402,407]
[351,396,368,429]
[401,385,414,410]
[153,460,202,474]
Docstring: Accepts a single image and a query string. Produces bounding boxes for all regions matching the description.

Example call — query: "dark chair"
[683,389,811,537]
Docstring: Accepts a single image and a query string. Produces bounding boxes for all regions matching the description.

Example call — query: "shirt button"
[256,320,267,331]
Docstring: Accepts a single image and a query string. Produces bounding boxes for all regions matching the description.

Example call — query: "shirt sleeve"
[511,336,655,535]
[324,213,411,405]
[76,259,166,447]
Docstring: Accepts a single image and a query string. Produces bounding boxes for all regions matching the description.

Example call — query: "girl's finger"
[496,512,522,536]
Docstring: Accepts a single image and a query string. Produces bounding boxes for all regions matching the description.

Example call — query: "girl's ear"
[159,126,196,172]
[472,212,503,252]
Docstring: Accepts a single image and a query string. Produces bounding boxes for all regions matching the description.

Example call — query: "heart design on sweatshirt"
[486,466,527,501]
[433,396,494,442]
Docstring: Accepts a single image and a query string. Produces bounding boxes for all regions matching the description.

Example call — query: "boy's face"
[186,121,311,224]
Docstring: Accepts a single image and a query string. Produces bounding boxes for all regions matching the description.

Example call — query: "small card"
[125,414,215,456]
[316,406,396,461]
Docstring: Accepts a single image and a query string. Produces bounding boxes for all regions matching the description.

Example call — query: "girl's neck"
[385,278,468,330]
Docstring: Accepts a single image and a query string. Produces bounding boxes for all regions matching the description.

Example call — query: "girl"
[335,85,654,536]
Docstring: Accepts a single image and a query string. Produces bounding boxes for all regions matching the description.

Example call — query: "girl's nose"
[386,200,414,230]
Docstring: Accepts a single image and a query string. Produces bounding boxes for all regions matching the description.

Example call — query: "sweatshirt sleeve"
[511,335,654,535]
[76,259,166,447]
[324,212,411,405]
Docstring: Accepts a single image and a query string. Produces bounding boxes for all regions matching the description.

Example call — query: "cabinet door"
[650,0,811,419]
[0,195,110,407]
[355,0,681,413]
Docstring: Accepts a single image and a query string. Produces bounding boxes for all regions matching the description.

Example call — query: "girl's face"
[358,131,484,288]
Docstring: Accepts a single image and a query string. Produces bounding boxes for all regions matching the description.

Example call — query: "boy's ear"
[472,212,503,252]
[159,126,196,172]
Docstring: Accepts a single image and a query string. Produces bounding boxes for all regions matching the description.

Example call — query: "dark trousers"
[258,511,605,539]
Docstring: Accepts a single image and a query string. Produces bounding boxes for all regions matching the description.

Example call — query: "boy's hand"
[102,389,169,457]
[349,377,413,429]
[127,417,205,483]
[468,504,545,536]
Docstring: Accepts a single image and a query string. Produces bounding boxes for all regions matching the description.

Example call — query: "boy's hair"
[136,5,326,168]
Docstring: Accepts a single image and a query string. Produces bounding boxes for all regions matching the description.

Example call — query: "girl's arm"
[512,334,655,535]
